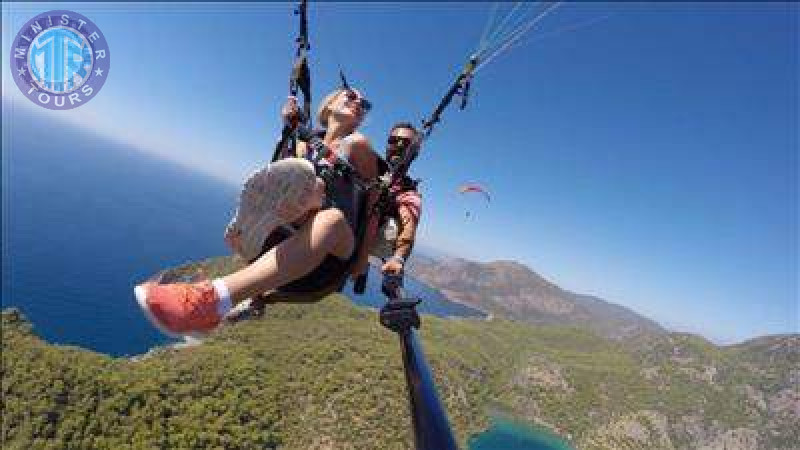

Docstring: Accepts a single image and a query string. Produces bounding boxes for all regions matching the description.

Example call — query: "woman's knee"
[313,208,348,229]
[310,209,353,253]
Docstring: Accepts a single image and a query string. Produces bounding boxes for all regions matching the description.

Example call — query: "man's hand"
[381,256,405,276]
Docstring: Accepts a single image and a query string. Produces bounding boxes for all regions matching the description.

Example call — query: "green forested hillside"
[2,258,797,449]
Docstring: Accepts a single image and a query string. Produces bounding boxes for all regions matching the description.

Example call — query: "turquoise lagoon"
[469,416,573,450]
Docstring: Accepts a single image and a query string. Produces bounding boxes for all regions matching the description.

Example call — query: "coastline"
[433,286,492,317]
[468,411,574,450]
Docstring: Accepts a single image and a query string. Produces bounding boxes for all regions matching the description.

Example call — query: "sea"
[2,104,572,449]
[470,417,573,450]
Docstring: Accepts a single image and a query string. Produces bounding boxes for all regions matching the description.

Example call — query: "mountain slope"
[407,255,665,340]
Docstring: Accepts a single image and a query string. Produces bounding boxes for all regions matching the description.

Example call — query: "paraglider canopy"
[458,183,491,219]
[459,183,491,203]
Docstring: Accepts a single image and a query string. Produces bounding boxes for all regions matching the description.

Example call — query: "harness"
[259,1,372,296]
[366,56,478,262]
[306,129,371,262]
[373,158,419,228]
[262,4,479,297]
[261,127,372,295]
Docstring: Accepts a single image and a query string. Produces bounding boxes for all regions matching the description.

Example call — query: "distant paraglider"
[459,183,491,202]
[458,183,491,219]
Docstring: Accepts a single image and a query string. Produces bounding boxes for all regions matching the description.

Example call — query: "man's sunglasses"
[344,90,372,113]
[387,135,413,147]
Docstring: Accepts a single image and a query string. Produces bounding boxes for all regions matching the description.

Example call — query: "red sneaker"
[134,280,222,338]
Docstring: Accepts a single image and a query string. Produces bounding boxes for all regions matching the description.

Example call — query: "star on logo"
[17,67,27,77]
[94,68,103,77]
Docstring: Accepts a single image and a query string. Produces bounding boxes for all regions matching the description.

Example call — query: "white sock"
[212,279,232,316]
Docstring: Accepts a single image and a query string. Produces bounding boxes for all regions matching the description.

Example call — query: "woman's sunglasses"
[343,90,372,113]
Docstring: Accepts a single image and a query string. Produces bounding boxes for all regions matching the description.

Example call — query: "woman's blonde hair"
[316,89,346,128]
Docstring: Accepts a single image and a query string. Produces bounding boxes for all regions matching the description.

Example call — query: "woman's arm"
[340,132,379,179]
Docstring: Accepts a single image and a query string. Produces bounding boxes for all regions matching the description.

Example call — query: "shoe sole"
[231,158,317,261]
[134,285,208,340]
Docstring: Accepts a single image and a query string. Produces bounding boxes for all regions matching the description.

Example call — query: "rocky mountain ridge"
[406,254,665,340]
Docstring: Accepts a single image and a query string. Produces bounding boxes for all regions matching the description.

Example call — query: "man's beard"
[386,151,403,170]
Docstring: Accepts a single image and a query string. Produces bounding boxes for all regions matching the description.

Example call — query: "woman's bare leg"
[222,208,354,302]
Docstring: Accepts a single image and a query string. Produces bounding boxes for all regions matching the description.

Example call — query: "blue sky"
[2,2,797,344]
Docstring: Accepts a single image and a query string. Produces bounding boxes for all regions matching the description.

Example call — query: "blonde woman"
[134,87,381,338]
